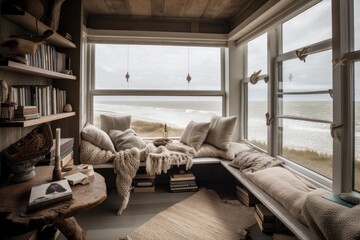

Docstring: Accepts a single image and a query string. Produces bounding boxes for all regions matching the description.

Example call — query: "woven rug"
[120,188,256,240]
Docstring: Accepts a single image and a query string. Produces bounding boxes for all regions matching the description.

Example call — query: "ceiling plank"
[219,0,250,19]
[130,0,152,16]
[84,0,110,14]
[201,0,228,19]
[152,0,165,16]
[164,0,188,17]
[104,0,131,15]
[183,0,209,18]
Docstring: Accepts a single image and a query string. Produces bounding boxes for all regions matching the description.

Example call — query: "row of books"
[24,43,70,73]
[10,85,67,116]
[170,170,198,192]
[254,203,276,233]
[133,173,155,193]
[13,105,40,121]
[37,138,74,167]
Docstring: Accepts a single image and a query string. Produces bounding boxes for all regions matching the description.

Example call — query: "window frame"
[88,43,226,134]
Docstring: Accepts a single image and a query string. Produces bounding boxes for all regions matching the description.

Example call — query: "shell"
[63,104,72,112]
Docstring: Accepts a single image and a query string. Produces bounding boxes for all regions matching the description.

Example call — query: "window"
[245,33,268,150]
[354,61,360,191]
[94,44,221,90]
[355,0,360,51]
[93,96,222,138]
[91,44,224,138]
[282,0,332,53]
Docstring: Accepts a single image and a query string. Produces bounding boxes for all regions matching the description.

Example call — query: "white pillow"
[196,142,251,160]
[180,121,211,150]
[204,115,237,150]
[81,123,116,153]
[100,114,131,134]
[109,129,146,152]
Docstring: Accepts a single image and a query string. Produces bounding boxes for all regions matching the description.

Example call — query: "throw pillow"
[109,129,146,152]
[81,123,116,153]
[100,114,131,134]
[204,115,237,150]
[180,121,211,150]
[195,142,251,160]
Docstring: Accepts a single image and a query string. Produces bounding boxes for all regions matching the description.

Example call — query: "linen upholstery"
[81,123,116,152]
[100,114,131,134]
[180,121,211,151]
[195,142,251,160]
[109,129,147,152]
[204,115,237,150]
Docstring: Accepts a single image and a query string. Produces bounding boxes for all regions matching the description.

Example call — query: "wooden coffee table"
[0,166,107,240]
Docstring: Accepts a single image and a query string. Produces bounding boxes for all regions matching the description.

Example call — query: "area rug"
[119,188,256,240]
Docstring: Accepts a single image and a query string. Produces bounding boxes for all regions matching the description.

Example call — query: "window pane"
[247,81,268,149]
[355,0,360,51]
[279,94,333,122]
[280,50,332,92]
[247,33,268,75]
[282,0,331,53]
[93,96,222,138]
[354,62,360,191]
[278,119,333,178]
[94,44,221,90]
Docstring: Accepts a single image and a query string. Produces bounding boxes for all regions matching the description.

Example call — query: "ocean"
[94,100,360,160]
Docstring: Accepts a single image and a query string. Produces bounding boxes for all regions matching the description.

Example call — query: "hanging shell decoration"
[186,73,192,83]
[250,70,261,84]
[125,72,130,83]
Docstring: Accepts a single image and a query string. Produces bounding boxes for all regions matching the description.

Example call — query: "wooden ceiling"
[84,0,268,32]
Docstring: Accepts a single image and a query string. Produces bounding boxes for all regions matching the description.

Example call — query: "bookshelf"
[2,8,76,49]
[0,112,76,127]
[0,60,76,80]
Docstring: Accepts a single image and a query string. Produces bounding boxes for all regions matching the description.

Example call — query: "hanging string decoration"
[186,47,192,89]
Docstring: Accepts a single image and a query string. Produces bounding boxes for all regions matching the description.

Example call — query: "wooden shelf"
[0,61,76,80]
[2,8,76,49]
[0,112,76,128]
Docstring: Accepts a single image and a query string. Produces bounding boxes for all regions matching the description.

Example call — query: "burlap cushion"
[100,114,131,134]
[180,121,211,151]
[204,115,237,150]
[81,123,116,153]
[109,129,146,151]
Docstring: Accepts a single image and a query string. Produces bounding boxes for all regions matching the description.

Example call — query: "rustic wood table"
[0,166,107,240]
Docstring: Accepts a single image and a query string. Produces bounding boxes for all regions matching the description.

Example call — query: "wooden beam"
[183,0,209,18]
[164,0,187,17]
[151,0,165,16]
[104,0,131,15]
[130,0,152,16]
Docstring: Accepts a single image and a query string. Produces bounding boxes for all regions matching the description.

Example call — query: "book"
[170,186,198,193]
[134,186,155,193]
[255,203,276,222]
[135,173,156,180]
[322,192,355,208]
[28,179,72,211]
[64,172,89,185]
[135,180,154,187]
[61,164,95,179]
[170,175,196,181]
[12,113,40,120]
[254,211,276,233]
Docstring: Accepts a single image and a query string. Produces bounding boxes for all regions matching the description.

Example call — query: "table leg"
[54,217,86,240]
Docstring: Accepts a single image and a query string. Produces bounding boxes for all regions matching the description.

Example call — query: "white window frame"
[87,41,226,134]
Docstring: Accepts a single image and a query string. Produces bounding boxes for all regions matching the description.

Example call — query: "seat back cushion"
[100,114,131,134]
[180,121,211,150]
[204,115,237,150]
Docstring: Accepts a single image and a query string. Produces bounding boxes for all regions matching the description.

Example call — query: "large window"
[355,0,360,51]
[91,44,224,138]
[245,33,268,150]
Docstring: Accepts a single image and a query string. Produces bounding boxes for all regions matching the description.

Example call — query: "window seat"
[221,160,315,240]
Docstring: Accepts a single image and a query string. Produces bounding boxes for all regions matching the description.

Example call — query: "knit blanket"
[303,191,360,240]
[80,140,195,215]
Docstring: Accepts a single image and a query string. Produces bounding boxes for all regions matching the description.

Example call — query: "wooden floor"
[57,183,274,240]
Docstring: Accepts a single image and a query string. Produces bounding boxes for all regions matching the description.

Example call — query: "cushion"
[204,115,237,150]
[100,114,131,134]
[245,167,318,225]
[109,129,146,151]
[180,121,211,150]
[81,123,116,153]
[80,140,116,165]
[229,149,283,172]
[195,142,251,160]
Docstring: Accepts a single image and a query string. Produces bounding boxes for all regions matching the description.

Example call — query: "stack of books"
[170,170,198,192]
[236,185,259,207]
[37,138,74,167]
[133,174,155,193]
[254,203,277,233]
[13,105,40,120]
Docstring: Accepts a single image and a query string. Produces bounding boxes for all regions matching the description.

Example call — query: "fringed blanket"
[80,140,195,215]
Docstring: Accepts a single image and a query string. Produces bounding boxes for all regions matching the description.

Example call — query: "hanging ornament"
[186,47,191,89]
[125,72,130,82]
[125,45,130,87]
